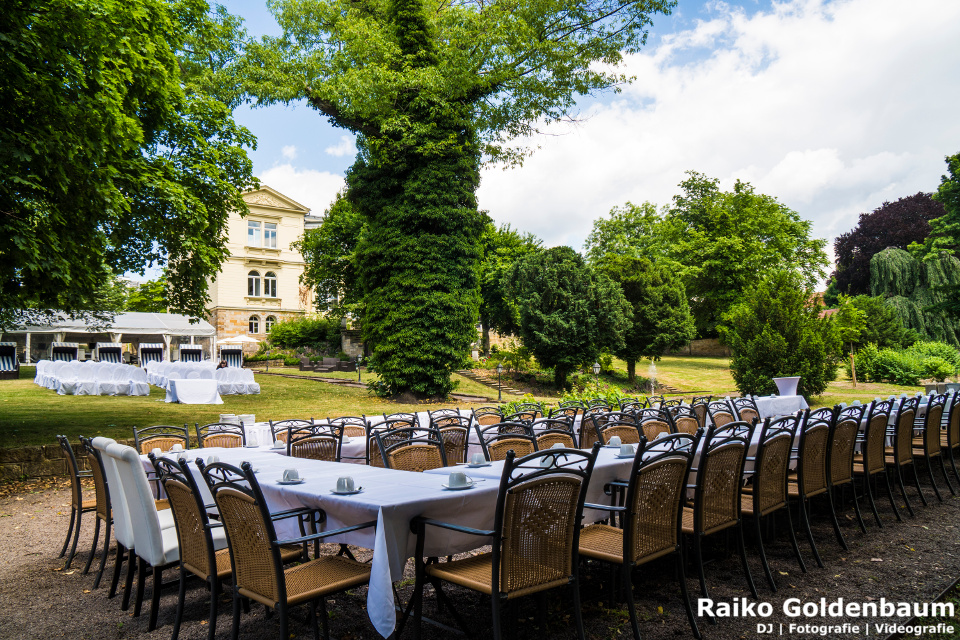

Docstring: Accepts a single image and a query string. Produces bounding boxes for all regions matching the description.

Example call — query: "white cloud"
[281,145,298,160]
[325,135,356,157]
[477,0,960,261]
[258,164,344,216]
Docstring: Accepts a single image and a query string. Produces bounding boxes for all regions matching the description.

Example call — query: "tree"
[126,276,170,313]
[478,221,542,355]
[870,247,960,347]
[832,193,945,297]
[241,0,676,396]
[719,271,839,397]
[583,201,667,264]
[912,152,960,319]
[848,295,916,349]
[597,255,695,384]
[294,193,365,318]
[508,246,631,390]
[0,0,257,330]
[661,173,829,337]
[832,294,867,355]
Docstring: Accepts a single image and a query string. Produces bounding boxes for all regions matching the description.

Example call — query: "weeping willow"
[871,247,960,347]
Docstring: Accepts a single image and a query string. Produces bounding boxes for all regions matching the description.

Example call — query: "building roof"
[12,312,215,337]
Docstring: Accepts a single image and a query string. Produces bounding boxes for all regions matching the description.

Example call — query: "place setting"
[330,475,363,495]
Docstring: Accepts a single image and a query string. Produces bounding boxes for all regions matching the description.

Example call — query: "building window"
[265,315,277,332]
[247,270,261,297]
[264,271,277,298]
[249,315,260,334]
[264,222,277,248]
[247,221,261,247]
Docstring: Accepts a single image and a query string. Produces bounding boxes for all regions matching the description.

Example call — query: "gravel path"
[2,474,960,640]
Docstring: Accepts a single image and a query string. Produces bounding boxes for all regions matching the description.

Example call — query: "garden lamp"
[357,354,363,382]
[496,362,504,402]
[592,362,601,377]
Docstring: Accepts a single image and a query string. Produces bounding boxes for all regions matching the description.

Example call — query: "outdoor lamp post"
[357,354,363,383]
[592,361,601,382]
[496,362,504,402]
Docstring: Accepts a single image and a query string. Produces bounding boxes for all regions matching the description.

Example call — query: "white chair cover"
[57,361,82,395]
[129,367,150,396]
[75,361,100,395]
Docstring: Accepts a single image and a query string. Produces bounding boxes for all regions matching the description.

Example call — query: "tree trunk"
[626,359,636,385]
[554,366,569,391]
[482,323,490,356]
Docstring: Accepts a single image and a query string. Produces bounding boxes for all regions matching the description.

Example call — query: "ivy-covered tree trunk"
[346,0,484,397]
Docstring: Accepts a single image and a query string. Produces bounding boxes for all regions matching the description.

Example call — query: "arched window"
[264,271,277,298]
[248,315,260,334]
[265,315,277,332]
[247,270,261,297]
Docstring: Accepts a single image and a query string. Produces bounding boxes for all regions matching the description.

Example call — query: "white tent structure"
[4,312,216,363]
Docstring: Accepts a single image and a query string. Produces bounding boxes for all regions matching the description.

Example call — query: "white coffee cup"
[336,476,355,493]
[151,447,162,458]
[247,433,259,447]
[619,444,635,456]
[207,455,220,464]
[282,468,300,482]
[552,442,565,449]
[540,454,555,468]
[448,471,470,488]
[170,443,183,452]
[608,435,622,447]
[470,452,486,465]
[273,440,285,449]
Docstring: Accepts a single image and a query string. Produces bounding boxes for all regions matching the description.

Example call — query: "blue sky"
[225,0,960,273]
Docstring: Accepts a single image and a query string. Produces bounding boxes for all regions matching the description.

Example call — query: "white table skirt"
[165,378,223,404]
[753,395,809,418]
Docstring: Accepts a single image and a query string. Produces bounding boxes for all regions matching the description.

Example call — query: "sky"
[226,0,960,272]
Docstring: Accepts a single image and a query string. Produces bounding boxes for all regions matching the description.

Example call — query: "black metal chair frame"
[884,397,923,518]
[79,436,113,587]
[57,435,94,570]
[474,423,538,461]
[374,427,448,471]
[133,425,191,453]
[270,419,314,442]
[941,393,960,486]
[912,393,954,502]
[854,400,897,527]
[829,404,869,536]
[287,423,345,462]
[195,422,247,448]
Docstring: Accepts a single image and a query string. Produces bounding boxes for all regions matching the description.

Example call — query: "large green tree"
[508,246,631,390]
[597,255,695,384]
[662,172,829,337]
[241,0,675,396]
[126,275,170,314]
[0,0,257,329]
[719,270,839,397]
[583,201,667,264]
[912,152,960,319]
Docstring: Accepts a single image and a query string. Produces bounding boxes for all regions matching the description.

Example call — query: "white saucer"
[441,483,476,491]
[330,488,363,495]
[245,444,261,448]
[604,444,623,448]
[276,478,305,485]
[465,462,492,468]
[615,453,636,459]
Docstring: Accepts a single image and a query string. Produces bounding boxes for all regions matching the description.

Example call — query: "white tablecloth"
[165,378,223,404]
[753,395,809,418]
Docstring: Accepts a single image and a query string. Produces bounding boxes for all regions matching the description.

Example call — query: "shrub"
[871,349,922,386]
[921,357,956,382]
[268,316,341,351]
[907,341,960,370]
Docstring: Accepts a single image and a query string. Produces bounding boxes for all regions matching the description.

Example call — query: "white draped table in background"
[165,378,223,404]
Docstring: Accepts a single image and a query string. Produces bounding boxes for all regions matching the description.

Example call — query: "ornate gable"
[243,186,311,214]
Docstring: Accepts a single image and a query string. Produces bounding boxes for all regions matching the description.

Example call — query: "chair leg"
[911,459,929,506]
[927,454,944,502]
[883,468,903,523]
[947,446,960,485]
[64,508,84,569]
[676,548,701,640]
[122,549,137,611]
[491,593,503,640]
[83,518,101,574]
[825,488,848,550]
[737,523,758,599]
[571,578,586,640]
[231,591,242,640]
[798,497,821,568]
[622,566,640,640]
[894,465,915,517]
[93,519,111,589]
[938,455,955,495]
[109,543,125,598]
[172,566,187,640]
[849,481,868,534]
[753,515,776,592]
[692,534,715,624]
[134,557,147,618]
[207,576,219,640]
[783,501,807,573]
[864,473,882,527]
[311,599,321,640]
[59,507,76,558]
[319,597,330,640]
[278,602,288,640]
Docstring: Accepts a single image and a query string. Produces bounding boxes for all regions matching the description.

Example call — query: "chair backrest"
[134,425,190,454]
[595,421,643,445]
[690,421,752,535]
[919,394,947,456]
[667,406,701,435]
[618,397,647,412]
[328,416,368,439]
[635,409,674,441]
[475,424,538,462]
[549,405,580,421]
[472,406,503,427]
[57,436,84,509]
[707,400,735,427]
[155,456,217,579]
[749,415,798,514]
[732,397,760,424]
[646,395,665,408]
[502,410,538,424]
[891,397,920,465]
[93,437,130,547]
[107,443,169,566]
[690,398,709,429]
[80,436,111,522]
[946,393,960,450]
[513,402,543,419]
[438,425,469,465]
[795,409,832,496]
[830,404,866,486]
[288,424,343,462]
[493,420,535,436]
[429,409,463,429]
[487,444,600,597]
[270,419,313,443]
[622,434,696,564]
[197,422,246,448]
[536,429,578,450]
[862,400,894,474]
[376,428,448,472]
[383,412,419,426]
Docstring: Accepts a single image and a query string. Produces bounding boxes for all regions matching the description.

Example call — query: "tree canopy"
[832,193,944,297]
[126,275,170,314]
[912,152,960,320]
[583,201,667,264]
[508,246,631,389]
[0,0,257,329]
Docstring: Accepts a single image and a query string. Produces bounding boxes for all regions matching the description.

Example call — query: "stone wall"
[341,329,365,359]
[0,438,134,481]
[667,338,731,357]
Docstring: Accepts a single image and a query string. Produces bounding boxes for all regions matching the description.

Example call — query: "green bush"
[906,341,960,370]
[922,357,956,382]
[872,349,922,386]
[267,316,341,351]
[851,340,959,384]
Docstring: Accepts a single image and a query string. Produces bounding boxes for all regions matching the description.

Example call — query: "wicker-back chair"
[706,400,735,428]
[593,420,641,446]
[740,415,805,591]
[732,397,761,424]
[502,410,538,424]
[912,394,953,501]
[472,406,504,427]
[79,436,113,585]
[852,400,896,527]
[288,424,344,462]
[617,400,646,414]
[579,405,611,448]
[788,408,840,566]
[941,393,960,485]
[327,416,367,439]
[133,425,190,454]
[883,397,922,518]
[682,421,758,613]
[270,419,314,443]
[408,444,601,640]
[535,418,578,449]
[549,404,581,422]
[492,420,534,436]
[57,435,95,570]
[201,461,375,640]
[513,402,544,419]
[376,428,448,472]
[475,423,538,462]
[690,397,710,429]
[661,398,683,408]
[428,408,461,428]
[367,423,407,468]
[829,404,868,535]
[646,394,665,408]
[384,412,419,425]
[578,434,701,640]
[437,419,471,465]
[196,422,245,448]
[635,408,674,441]
[667,406,701,435]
